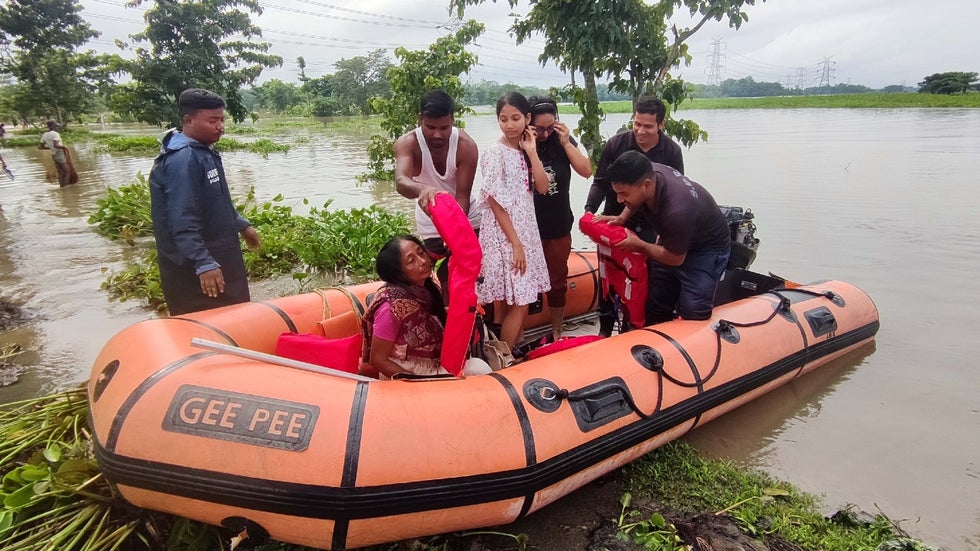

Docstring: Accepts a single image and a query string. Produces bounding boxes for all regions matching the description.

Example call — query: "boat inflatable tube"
[87,251,878,550]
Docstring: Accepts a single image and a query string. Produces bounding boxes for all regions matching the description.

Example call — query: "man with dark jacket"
[150,88,261,315]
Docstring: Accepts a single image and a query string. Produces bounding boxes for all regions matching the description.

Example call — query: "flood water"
[1,108,978,550]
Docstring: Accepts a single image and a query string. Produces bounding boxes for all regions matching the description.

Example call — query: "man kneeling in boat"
[361,235,490,379]
[607,151,731,324]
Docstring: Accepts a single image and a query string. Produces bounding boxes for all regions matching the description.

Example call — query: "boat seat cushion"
[275,332,362,374]
[316,310,362,339]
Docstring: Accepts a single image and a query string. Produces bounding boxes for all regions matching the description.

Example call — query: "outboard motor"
[719,205,759,270]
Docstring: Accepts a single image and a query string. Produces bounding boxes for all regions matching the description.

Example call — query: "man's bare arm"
[393,133,426,199]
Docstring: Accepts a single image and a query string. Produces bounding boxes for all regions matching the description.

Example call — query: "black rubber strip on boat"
[488,372,538,518]
[255,301,298,334]
[167,317,239,347]
[94,320,878,521]
[641,327,707,427]
[571,250,600,313]
[104,351,217,452]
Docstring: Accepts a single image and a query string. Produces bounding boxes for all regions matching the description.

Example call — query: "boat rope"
[315,286,364,321]
[543,287,842,419]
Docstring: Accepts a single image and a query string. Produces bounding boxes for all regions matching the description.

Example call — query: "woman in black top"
[528,96,593,341]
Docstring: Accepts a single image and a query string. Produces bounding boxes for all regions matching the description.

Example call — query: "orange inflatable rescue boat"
[87,205,879,550]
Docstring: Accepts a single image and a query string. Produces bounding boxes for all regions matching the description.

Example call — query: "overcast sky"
[79,0,980,91]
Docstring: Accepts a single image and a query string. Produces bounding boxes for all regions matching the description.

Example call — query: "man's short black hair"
[46,120,60,130]
[607,150,654,185]
[419,90,454,119]
[178,88,226,118]
[634,96,667,124]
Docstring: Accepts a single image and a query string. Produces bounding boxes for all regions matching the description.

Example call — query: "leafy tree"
[296,56,308,83]
[452,0,763,157]
[462,79,548,106]
[804,82,874,95]
[917,72,979,95]
[301,75,339,116]
[253,79,300,113]
[331,49,393,115]
[111,0,282,127]
[880,84,911,93]
[719,76,790,97]
[0,0,119,125]
[365,19,484,181]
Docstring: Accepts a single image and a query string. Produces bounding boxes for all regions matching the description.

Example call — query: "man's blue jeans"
[645,244,730,325]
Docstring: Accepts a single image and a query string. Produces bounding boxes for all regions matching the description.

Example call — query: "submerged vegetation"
[87,174,410,311]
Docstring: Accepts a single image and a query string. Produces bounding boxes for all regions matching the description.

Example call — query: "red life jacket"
[578,213,648,328]
[429,194,482,375]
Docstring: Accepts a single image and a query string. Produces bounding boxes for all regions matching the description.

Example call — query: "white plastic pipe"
[190,338,375,382]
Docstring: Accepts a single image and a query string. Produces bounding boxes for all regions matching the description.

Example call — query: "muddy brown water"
[1,108,978,550]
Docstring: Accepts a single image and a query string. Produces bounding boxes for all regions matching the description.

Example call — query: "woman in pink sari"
[361,235,448,378]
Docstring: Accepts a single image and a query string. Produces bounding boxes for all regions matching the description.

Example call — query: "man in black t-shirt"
[585,96,684,220]
[585,96,685,335]
[607,151,730,325]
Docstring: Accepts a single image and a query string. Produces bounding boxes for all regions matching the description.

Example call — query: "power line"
[288,0,443,25]
[258,2,444,29]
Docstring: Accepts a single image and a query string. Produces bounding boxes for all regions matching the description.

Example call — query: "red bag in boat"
[428,193,482,376]
[525,335,604,360]
[275,332,362,374]
[578,212,648,328]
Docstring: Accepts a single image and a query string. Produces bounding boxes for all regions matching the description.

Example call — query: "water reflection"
[684,341,878,466]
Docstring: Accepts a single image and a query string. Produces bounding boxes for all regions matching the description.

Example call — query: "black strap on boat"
[541,287,841,420]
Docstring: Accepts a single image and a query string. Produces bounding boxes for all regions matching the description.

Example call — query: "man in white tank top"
[394,90,481,291]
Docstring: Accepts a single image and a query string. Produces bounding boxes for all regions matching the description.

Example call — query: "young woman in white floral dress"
[477,92,552,350]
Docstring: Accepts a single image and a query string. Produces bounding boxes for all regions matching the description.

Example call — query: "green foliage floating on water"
[87,172,153,241]
[215,137,290,157]
[89,176,410,310]
[93,134,160,154]
[621,441,938,551]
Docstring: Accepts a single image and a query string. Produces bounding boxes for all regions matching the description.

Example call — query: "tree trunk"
[580,69,603,163]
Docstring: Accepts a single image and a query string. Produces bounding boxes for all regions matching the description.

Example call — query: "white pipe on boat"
[190,338,375,382]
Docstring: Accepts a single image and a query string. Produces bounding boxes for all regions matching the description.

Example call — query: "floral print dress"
[476,142,551,306]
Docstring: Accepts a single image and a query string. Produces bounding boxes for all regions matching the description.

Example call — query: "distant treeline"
[240,71,923,117]
[692,77,916,98]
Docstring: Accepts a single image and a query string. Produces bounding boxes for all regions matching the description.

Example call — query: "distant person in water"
[38,120,71,187]
[149,88,261,316]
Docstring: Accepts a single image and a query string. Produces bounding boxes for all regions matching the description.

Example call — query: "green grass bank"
[585,92,980,114]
